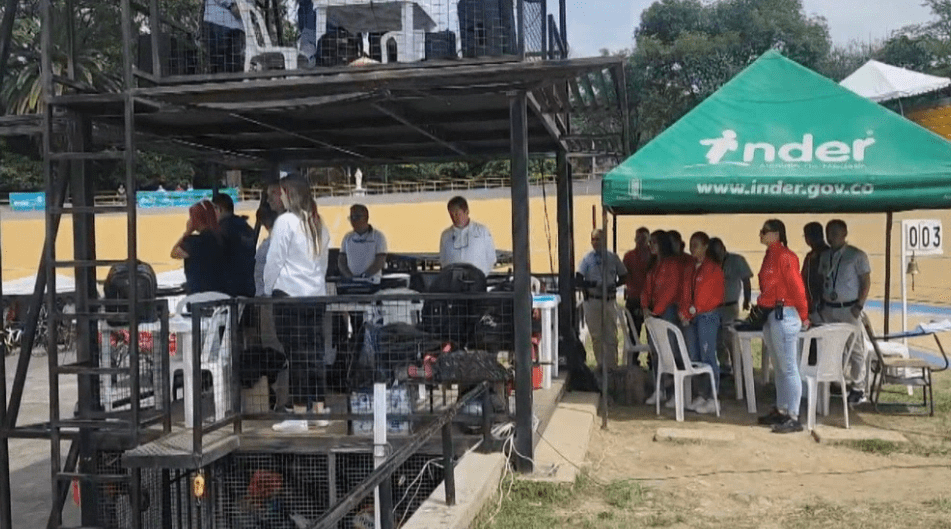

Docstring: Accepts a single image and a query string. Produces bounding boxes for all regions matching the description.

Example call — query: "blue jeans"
[685,311,721,398]
[298,0,317,63]
[763,306,802,418]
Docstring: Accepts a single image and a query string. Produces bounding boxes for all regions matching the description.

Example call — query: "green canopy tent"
[603,50,951,214]
[592,52,951,426]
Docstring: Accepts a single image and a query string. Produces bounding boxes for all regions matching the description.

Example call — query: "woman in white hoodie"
[263,177,331,433]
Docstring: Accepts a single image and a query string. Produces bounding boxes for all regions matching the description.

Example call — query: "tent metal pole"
[884,212,893,336]
[600,207,609,430]
[612,214,618,254]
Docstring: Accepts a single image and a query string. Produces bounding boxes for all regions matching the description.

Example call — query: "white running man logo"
[699,130,739,164]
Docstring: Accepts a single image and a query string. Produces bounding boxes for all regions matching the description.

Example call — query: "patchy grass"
[473,473,951,529]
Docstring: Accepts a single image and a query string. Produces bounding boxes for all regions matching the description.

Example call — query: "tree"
[577,0,832,153]
[819,41,880,82]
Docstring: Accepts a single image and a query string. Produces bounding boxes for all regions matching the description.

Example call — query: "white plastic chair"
[645,317,720,422]
[798,323,856,430]
[175,292,233,427]
[379,30,426,63]
[621,307,650,366]
[236,0,299,71]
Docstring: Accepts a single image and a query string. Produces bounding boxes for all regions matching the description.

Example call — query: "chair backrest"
[799,323,855,381]
[859,312,888,371]
[236,0,274,54]
[644,317,692,374]
[621,307,640,354]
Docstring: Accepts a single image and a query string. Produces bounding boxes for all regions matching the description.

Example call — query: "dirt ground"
[553,371,951,529]
[587,402,950,512]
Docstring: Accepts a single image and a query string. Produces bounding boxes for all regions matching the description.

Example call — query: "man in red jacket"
[622,227,651,340]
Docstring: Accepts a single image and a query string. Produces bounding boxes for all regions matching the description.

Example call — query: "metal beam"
[371,102,467,156]
[510,91,533,473]
[526,92,568,151]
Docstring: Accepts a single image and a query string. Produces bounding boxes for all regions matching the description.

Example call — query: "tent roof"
[603,51,951,215]
[839,60,950,102]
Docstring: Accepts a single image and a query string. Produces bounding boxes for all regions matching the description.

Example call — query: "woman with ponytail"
[263,177,332,433]
[756,219,809,434]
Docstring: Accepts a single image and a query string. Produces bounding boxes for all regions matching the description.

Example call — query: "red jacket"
[758,241,809,321]
[680,259,725,321]
[641,258,682,316]
[622,246,651,300]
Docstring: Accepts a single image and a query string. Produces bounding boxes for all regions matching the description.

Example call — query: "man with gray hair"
[577,229,627,372]
[818,219,872,404]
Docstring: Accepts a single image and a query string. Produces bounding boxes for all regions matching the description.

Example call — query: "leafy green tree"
[578,0,832,153]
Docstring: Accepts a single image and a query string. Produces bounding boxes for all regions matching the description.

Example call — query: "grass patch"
[835,439,903,455]
[924,497,951,512]
[472,471,645,529]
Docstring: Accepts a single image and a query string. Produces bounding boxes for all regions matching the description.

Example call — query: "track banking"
[696,180,874,199]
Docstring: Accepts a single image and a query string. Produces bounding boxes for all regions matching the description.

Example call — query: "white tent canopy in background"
[840,60,951,102]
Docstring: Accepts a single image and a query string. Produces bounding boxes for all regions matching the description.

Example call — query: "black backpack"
[421,264,487,343]
[103,261,159,327]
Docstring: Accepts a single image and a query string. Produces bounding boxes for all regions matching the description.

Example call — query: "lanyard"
[827,248,845,293]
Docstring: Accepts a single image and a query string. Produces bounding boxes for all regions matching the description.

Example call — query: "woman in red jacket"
[642,230,682,404]
[756,219,810,434]
[680,232,725,415]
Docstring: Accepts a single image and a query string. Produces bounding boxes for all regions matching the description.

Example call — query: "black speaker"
[457,0,517,58]
[425,31,457,61]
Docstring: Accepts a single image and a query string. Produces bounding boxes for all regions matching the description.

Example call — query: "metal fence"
[132,0,551,78]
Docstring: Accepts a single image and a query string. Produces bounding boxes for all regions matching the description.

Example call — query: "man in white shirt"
[339,204,388,284]
[818,219,872,404]
[439,196,496,276]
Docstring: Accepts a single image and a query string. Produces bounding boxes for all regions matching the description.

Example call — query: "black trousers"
[273,298,325,407]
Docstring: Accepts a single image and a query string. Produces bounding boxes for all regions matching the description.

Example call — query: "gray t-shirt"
[722,252,753,303]
[578,250,627,296]
[818,244,871,302]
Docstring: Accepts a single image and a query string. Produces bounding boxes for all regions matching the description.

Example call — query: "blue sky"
[567,0,936,57]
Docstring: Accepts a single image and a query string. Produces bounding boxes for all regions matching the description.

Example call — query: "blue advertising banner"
[9,192,45,212]
[9,188,239,212]
[135,188,240,209]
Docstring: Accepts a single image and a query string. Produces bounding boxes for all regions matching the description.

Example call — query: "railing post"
[480,386,492,452]
[441,422,456,506]
[373,382,392,529]
[191,307,202,455]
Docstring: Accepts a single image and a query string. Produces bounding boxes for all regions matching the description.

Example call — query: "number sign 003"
[903,219,943,256]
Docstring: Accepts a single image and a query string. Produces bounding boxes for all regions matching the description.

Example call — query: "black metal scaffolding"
[0,0,627,525]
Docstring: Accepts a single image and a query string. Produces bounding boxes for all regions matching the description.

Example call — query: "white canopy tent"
[840,59,951,102]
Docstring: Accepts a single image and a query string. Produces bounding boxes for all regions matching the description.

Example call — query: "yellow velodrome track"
[2,193,950,307]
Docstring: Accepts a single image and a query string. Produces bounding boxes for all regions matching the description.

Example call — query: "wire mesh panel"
[96,300,172,416]
[132,0,546,79]
[237,291,513,427]
[213,452,331,526]
[95,451,206,529]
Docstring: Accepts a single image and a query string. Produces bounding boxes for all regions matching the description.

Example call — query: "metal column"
[510,91,533,472]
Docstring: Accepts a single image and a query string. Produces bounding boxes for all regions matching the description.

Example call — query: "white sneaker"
[272,419,309,433]
[645,390,663,405]
[312,407,331,428]
[696,399,718,415]
[665,397,677,409]
[687,396,707,411]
